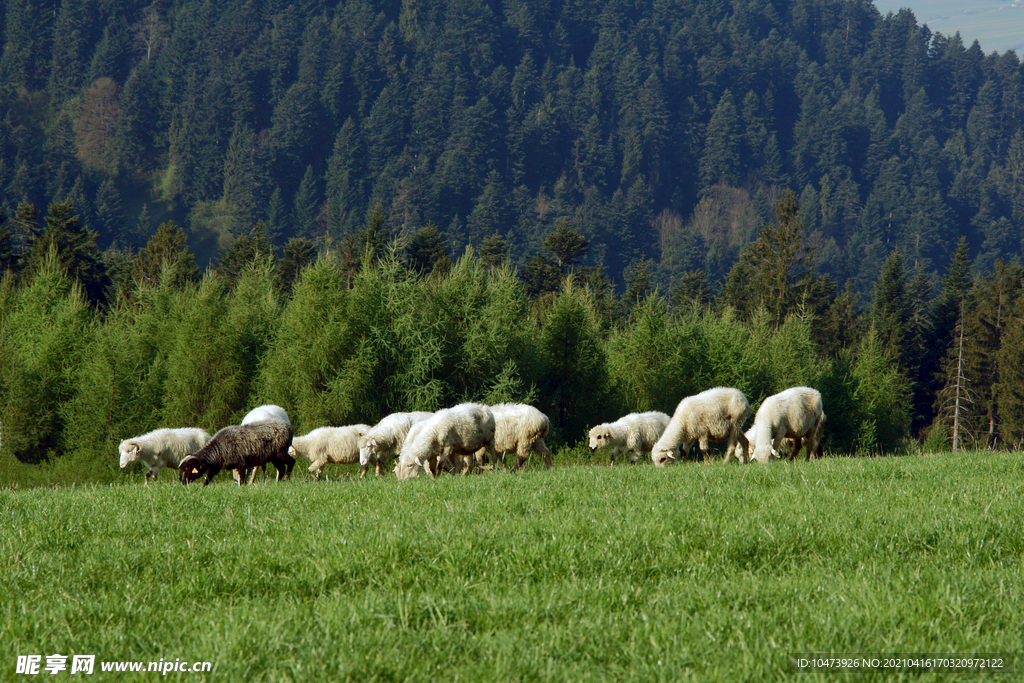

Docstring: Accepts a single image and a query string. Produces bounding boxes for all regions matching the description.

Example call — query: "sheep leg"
[786,438,802,464]
[788,436,804,462]
[698,437,710,463]
[737,429,750,464]
[610,446,622,466]
[771,431,787,461]
[534,439,553,469]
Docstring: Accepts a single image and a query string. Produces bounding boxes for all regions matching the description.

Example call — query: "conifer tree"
[277,237,317,295]
[29,199,107,306]
[132,221,199,289]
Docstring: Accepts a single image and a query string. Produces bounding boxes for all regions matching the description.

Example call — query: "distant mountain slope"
[0,0,1022,291]
[872,0,1024,55]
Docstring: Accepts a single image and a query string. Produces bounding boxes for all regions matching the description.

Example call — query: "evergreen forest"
[2,0,1024,481]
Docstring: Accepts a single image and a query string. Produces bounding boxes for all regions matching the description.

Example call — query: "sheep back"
[652,387,750,466]
[751,387,824,464]
[396,403,496,479]
[487,403,552,471]
[242,404,291,427]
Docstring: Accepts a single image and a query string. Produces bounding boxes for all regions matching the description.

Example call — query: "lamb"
[750,387,825,464]
[393,403,497,480]
[482,403,553,471]
[178,421,294,486]
[289,424,373,479]
[588,411,671,465]
[651,387,751,466]
[358,411,434,478]
[118,428,213,481]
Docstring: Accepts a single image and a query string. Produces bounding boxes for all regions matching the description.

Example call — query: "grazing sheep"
[651,387,750,466]
[588,412,671,465]
[240,405,291,481]
[394,403,497,480]
[118,428,213,481]
[289,424,373,479]
[750,387,825,464]
[482,403,553,471]
[178,421,294,486]
[742,426,806,461]
[359,411,434,477]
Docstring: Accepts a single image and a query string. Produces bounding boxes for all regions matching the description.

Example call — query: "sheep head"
[587,426,611,452]
[359,439,379,468]
[119,441,141,468]
[652,446,677,468]
[178,456,206,485]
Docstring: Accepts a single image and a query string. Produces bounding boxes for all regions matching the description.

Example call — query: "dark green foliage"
[28,199,108,306]
[670,270,712,312]
[478,233,510,268]
[539,279,610,443]
[0,248,92,463]
[404,223,450,275]
[277,237,317,295]
[132,221,199,290]
[217,224,275,285]
[721,190,817,329]
[542,221,588,273]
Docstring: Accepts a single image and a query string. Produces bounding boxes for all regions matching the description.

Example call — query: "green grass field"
[2,452,1022,681]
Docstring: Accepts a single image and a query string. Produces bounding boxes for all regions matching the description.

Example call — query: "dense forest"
[1,0,1024,481]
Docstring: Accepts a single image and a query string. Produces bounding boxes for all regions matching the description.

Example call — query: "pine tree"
[539,278,611,443]
[404,223,450,275]
[28,199,107,306]
[0,245,92,463]
[277,237,317,295]
[698,90,742,189]
[936,301,975,451]
[721,190,816,329]
[218,224,275,286]
[870,249,909,370]
[478,233,510,268]
[94,178,124,246]
[132,221,199,289]
[292,165,321,239]
[995,290,1024,449]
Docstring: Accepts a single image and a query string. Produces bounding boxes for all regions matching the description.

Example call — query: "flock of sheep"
[116,386,826,485]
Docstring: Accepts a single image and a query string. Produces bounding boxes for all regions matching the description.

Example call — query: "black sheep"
[178,421,295,485]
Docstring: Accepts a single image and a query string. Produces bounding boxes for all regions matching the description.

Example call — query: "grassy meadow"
[2,451,1022,681]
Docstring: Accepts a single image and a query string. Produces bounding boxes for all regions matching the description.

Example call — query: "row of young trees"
[2,193,1022,485]
[2,0,1023,298]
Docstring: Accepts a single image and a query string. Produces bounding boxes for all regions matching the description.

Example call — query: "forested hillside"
[1,0,1023,285]
[2,0,1024,481]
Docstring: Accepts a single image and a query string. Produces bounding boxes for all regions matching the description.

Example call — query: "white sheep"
[750,387,825,464]
[742,426,802,461]
[482,403,553,471]
[288,424,373,479]
[242,404,290,426]
[118,428,213,481]
[394,403,497,480]
[359,411,434,477]
[588,411,671,465]
[651,387,751,466]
